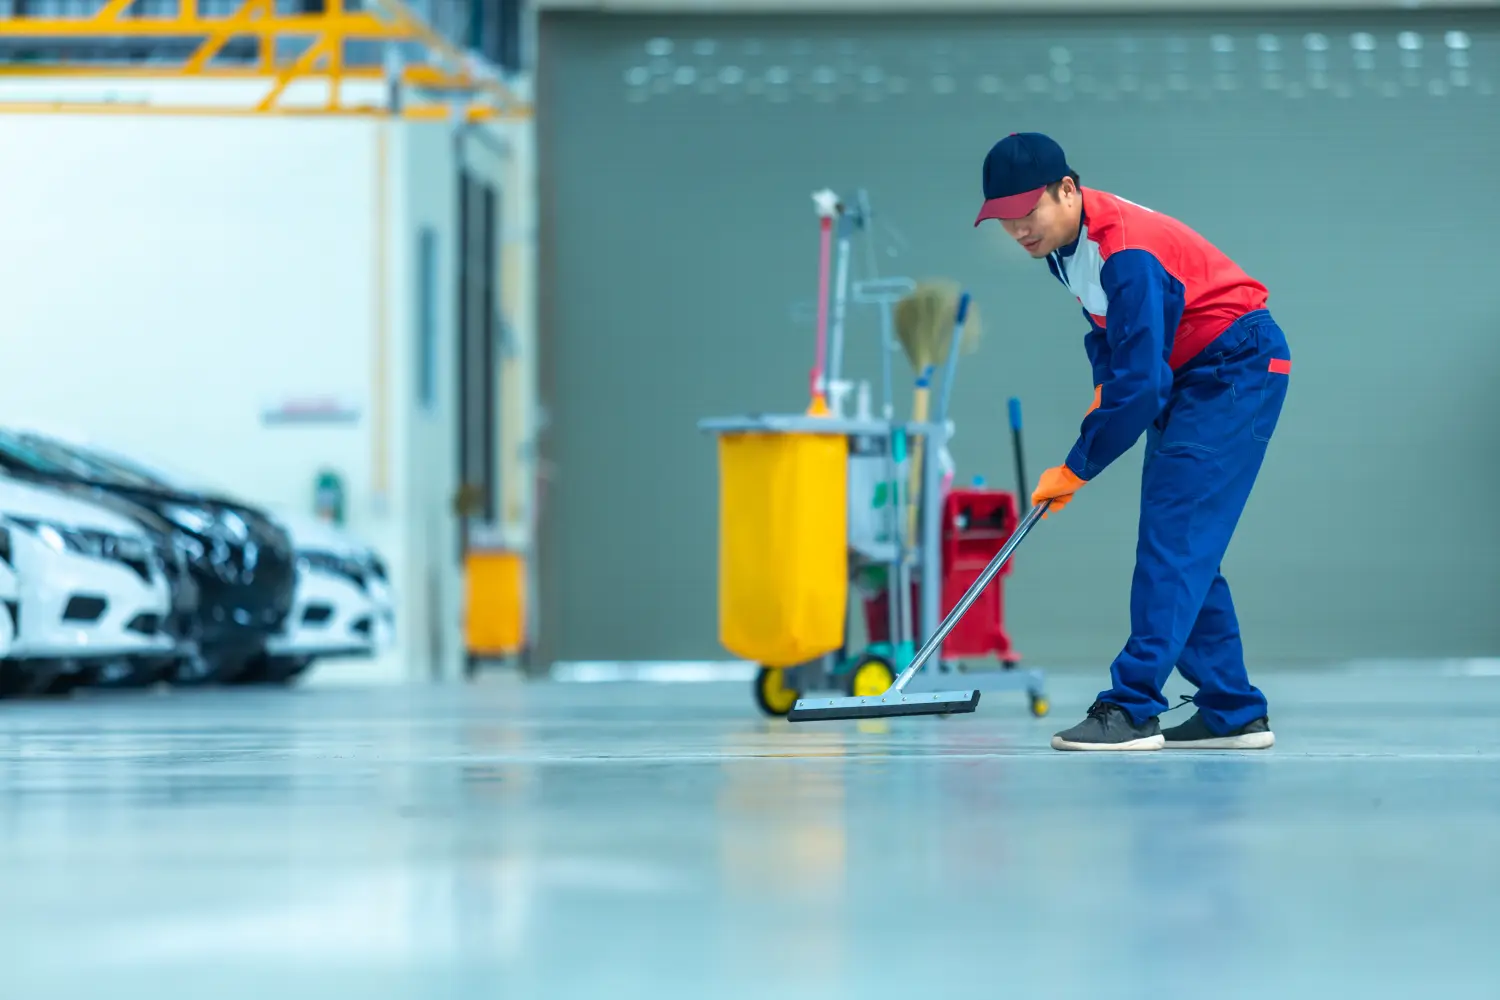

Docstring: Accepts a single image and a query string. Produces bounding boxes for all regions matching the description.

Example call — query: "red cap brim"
[973,187,1046,226]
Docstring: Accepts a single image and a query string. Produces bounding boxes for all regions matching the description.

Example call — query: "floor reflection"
[0,666,1493,998]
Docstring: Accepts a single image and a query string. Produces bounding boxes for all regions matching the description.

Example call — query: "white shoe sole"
[1050,734,1165,752]
[1163,731,1275,750]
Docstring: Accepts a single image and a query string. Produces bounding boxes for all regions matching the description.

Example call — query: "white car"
[0,475,175,694]
[251,510,395,684]
[6,429,394,685]
[0,532,19,661]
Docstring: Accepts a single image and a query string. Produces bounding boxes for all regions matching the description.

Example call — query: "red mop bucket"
[861,487,1020,663]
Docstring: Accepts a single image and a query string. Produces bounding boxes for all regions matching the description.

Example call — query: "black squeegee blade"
[786,691,980,722]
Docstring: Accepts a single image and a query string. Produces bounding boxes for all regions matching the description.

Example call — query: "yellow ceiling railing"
[0,0,529,120]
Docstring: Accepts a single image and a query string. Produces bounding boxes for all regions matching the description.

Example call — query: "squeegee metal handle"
[890,499,1050,693]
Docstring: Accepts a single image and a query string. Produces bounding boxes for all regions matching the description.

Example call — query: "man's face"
[1000,179,1081,258]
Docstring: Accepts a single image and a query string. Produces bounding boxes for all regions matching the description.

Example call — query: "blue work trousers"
[1101,309,1290,734]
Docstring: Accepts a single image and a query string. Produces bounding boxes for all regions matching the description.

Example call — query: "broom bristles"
[894,280,982,372]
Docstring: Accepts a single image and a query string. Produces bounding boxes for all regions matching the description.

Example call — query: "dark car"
[0,431,296,684]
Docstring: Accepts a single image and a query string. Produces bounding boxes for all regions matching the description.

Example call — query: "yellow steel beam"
[365,0,518,108]
[327,0,345,109]
[401,63,481,91]
[95,0,137,19]
[0,0,529,118]
[0,102,378,117]
[255,32,332,111]
[0,101,529,121]
[0,64,483,88]
[0,13,404,39]
[181,0,273,74]
[400,102,512,122]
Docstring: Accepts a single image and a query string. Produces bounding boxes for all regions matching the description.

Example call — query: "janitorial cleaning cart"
[698,188,1049,720]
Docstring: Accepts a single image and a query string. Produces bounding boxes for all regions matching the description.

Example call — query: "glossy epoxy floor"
[2,664,1498,1000]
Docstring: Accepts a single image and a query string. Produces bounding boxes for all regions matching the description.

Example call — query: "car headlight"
[297,550,368,585]
[218,509,250,542]
[35,521,70,553]
[163,504,218,535]
[6,516,143,561]
[9,516,90,555]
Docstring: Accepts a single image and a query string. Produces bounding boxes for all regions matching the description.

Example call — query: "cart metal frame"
[698,188,1047,718]
[697,412,1048,716]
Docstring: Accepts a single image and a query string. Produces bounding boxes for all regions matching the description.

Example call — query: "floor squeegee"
[786,498,1050,722]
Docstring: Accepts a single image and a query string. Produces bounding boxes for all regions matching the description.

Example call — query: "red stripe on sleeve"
[1268,358,1292,375]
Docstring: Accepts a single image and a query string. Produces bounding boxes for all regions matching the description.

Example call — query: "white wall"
[389,119,462,685]
[0,112,496,684]
[495,121,541,646]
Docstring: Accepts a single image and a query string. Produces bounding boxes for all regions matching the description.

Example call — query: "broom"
[893,280,982,545]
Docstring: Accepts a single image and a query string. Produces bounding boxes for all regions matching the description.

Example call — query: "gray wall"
[538,11,1500,667]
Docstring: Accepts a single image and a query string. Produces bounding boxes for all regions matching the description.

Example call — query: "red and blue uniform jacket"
[1045,187,1269,482]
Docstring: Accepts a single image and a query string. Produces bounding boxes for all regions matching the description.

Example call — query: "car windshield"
[12,433,172,489]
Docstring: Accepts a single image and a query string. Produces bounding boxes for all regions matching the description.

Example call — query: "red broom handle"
[810,215,833,401]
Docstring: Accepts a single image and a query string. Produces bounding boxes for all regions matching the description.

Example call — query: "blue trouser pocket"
[1101,311,1289,731]
[1252,343,1291,444]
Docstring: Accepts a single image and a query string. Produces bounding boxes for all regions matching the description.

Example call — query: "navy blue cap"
[974,132,1072,226]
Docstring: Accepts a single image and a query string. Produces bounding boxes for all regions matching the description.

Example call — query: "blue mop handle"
[1008,396,1028,505]
[933,290,972,425]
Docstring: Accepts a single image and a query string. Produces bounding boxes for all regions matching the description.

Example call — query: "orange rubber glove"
[1032,464,1087,516]
[1087,384,1102,415]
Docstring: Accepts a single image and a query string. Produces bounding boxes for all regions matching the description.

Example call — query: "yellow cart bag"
[717,430,848,668]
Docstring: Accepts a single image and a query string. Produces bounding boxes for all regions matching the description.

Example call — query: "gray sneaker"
[1161,710,1274,750]
[1050,700,1164,751]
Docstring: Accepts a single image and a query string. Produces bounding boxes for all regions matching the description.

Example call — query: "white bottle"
[824,379,847,418]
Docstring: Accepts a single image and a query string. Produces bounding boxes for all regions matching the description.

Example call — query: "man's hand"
[1032,464,1087,516]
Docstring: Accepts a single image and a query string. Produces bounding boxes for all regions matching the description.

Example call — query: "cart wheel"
[754,667,801,717]
[846,655,896,698]
[1029,694,1050,718]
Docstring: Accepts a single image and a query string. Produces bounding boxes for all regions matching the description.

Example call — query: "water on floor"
[1,662,1497,1000]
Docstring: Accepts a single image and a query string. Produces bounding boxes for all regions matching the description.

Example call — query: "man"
[973,132,1289,752]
